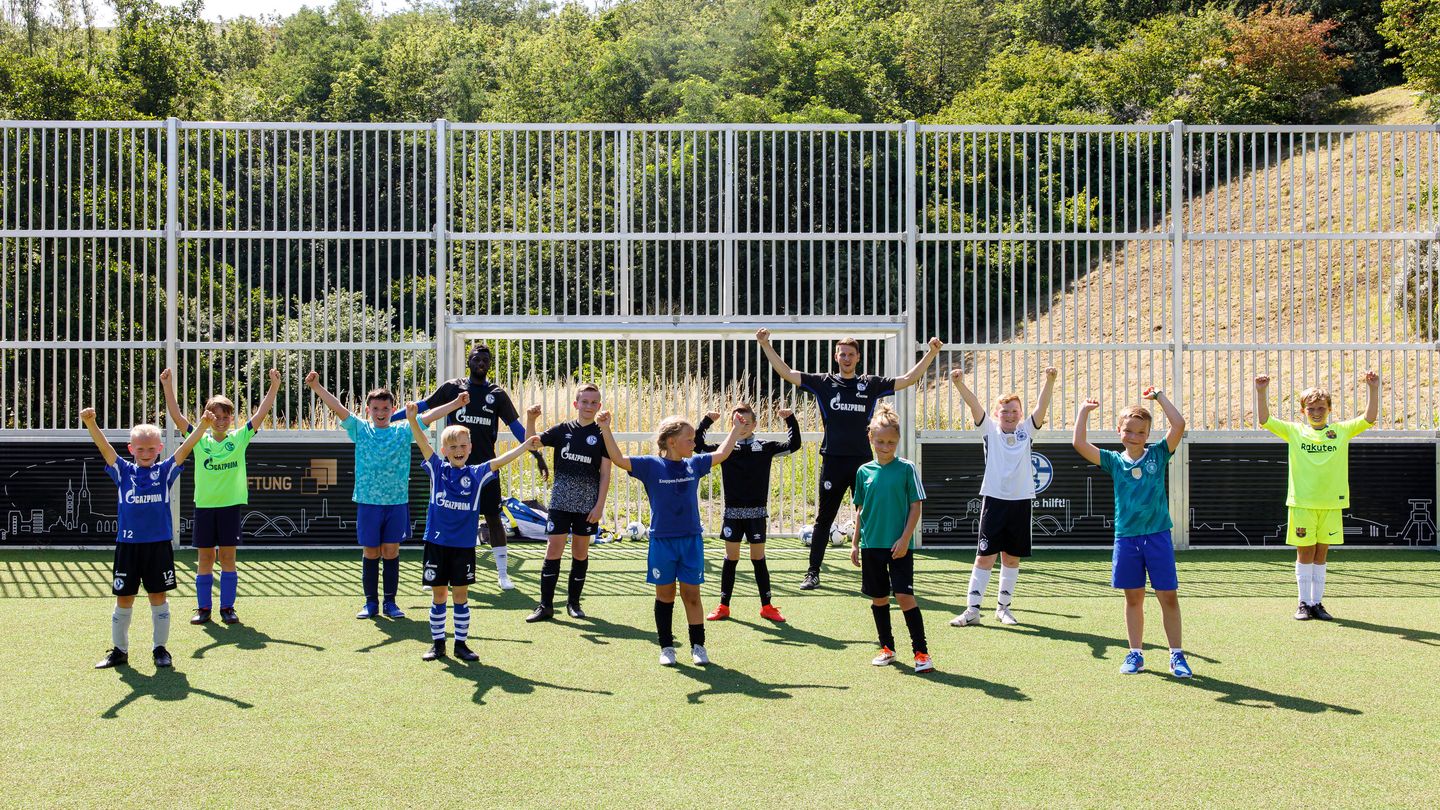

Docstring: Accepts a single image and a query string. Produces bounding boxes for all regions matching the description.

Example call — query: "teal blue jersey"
[1098,440,1174,538]
[342,415,414,506]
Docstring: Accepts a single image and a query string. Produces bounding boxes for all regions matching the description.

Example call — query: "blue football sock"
[195,574,214,610]
[219,571,237,608]
[361,556,379,604]
[453,602,471,643]
[429,602,447,641]
[382,557,400,602]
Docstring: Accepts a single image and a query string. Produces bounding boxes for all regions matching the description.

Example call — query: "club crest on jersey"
[1004,434,1017,447]
[461,476,472,489]
[586,435,598,445]
[722,526,732,538]
[113,577,125,590]
[652,567,661,579]
[1131,467,1143,479]
[823,480,833,490]
[150,469,161,480]
[857,382,867,392]
[485,394,495,405]
[1296,527,1307,538]
[424,567,436,582]
[1325,430,1336,439]
[224,441,234,451]
[1145,460,1156,474]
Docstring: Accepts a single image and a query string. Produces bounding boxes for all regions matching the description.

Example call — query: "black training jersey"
[540,420,605,513]
[420,378,520,465]
[797,372,896,456]
[695,414,802,516]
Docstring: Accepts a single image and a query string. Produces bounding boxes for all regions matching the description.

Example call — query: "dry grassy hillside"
[920,87,1439,432]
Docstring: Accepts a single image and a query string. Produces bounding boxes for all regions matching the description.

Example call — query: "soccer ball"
[799,527,814,547]
[625,521,648,541]
[831,522,853,546]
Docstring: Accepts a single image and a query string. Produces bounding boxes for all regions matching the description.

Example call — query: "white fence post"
[434,119,450,382]
[722,127,737,317]
[903,120,922,544]
[165,117,181,546]
[1169,119,1189,550]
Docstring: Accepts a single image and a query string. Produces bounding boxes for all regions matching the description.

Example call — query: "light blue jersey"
[342,415,414,506]
[1099,440,1174,537]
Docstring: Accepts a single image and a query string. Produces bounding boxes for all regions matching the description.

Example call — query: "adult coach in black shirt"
[406,343,548,590]
[756,328,943,590]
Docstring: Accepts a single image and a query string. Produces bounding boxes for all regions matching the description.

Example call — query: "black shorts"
[547,509,598,538]
[422,542,476,588]
[113,541,177,596]
[977,496,1033,558]
[861,547,915,598]
[720,517,766,544]
[819,455,868,501]
[191,505,243,548]
[479,476,502,518]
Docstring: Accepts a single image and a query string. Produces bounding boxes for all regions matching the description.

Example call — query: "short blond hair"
[440,425,471,446]
[654,416,693,454]
[1299,387,1331,408]
[1117,405,1153,428]
[575,382,601,397]
[994,393,1022,410]
[868,402,901,436]
[129,424,162,442]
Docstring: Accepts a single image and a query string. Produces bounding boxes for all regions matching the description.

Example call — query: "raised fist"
[268,368,281,384]
[80,407,97,423]
[305,371,319,386]
[1253,375,1270,388]
[1044,366,1058,380]
[927,336,943,351]
[527,404,542,418]
[596,411,612,428]
[755,327,771,343]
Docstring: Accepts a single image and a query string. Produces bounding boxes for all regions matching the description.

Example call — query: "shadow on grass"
[725,617,872,650]
[438,655,612,706]
[574,612,661,648]
[100,665,254,719]
[193,622,325,659]
[1331,617,1440,647]
[911,669,1031,702]
[978,620,1222,665]
[670,662,850,705]
[1161,673,1362,715]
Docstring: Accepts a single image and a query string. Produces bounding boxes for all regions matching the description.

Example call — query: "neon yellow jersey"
[1262,416,1372,509]
[190,423,257,508]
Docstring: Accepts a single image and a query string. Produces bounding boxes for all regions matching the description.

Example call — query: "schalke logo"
[423,568,436,582]
[224,441,234,451]
[485,394,495,405]
[461,476,471,488]
[586,435,598,445]
[113,577,125,590]
[1030,451,1053,494]
[150,469,160,480]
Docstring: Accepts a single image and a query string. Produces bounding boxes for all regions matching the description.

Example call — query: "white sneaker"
[995,606,1019,625]
[497,571,514,591]
[871,647,896,666]
[658,646,677,666]
[950,606,982,627]
[691,645,710,665]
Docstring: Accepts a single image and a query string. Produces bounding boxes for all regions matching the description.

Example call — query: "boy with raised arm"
[407,403,540,661]
[306,372,467,620]
[595,410,742,666]
[695,404,801,623]
[1073,388,1192,678]
[84,405,211,669]
[1255,372,1380,621]
[949,366,1057,627]
[161,367,281,626]
[755,328,944,590]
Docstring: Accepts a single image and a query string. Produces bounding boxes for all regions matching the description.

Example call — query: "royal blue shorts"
[646,534,705,586]
[1111,530,1178,591]
[356,503,411,548]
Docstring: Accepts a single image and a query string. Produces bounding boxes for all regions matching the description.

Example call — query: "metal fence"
[3,119,1437,543]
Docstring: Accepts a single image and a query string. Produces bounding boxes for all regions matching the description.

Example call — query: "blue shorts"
[646,535,705,586]
[1111,531,1179,591]
[356,503,411,547]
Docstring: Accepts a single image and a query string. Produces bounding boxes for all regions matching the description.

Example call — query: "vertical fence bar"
[434,119,450,382]
[722,127,737,317]
[165,118,181,545]
[902,121,921,543]
[1169,120,1189,549]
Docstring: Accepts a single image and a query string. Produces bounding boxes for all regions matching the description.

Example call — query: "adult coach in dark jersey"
[757,329,943,590]
[405,343,547,590]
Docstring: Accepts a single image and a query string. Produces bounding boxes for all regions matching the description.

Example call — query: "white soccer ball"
[800,527,814,547]
[625,521,648,541]
[830,524,851,546]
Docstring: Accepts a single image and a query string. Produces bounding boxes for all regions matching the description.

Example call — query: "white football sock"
[966,566,992,609]
[1311,564,1326,604]
[997,565,1019,608]
[111,606,133,653]
[493,545,509,573]
[1295,562,1312,604]
[151,602,171,648]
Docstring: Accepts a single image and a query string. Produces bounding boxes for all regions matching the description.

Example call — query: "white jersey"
[978,415,1039,501]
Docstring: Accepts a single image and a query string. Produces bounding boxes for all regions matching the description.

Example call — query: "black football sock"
[871,603,895,650]
[752,558,773,606]
[539,558,561,609]
[654,599,675,648]
[567,558,589,604]
[903,605,928,655]
[719,558,738,607]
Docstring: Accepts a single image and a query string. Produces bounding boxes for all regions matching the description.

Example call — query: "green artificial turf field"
[1,545,1437,808]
